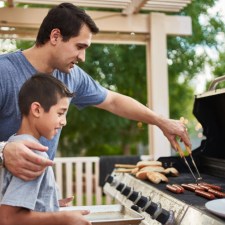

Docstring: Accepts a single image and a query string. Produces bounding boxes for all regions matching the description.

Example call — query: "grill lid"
[193,75,225,160]
[192,75,225,178]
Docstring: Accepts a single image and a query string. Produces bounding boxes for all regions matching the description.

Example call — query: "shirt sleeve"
[54,66,108,110]
[1,151,46,210]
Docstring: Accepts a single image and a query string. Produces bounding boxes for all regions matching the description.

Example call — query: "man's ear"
[50,28,61,45]
[30,102,42,117]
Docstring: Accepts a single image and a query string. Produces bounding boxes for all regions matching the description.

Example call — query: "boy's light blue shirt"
[0,134,59,211]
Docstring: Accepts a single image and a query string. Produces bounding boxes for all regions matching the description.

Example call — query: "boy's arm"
[0,205,91,225]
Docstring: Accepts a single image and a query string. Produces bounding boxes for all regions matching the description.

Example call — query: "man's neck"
[23,46,54,74]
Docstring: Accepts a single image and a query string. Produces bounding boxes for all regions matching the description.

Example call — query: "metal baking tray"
[60,204,144,225]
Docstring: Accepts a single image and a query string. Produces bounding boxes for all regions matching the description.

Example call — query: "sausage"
[198,184,210,191]
[181,184,196,192]
[166,184,182,194]
[195,189,215,200]
[208,189,225,198]
[188,183,205,191]
[172,184,185,193]
[199,182,222,191]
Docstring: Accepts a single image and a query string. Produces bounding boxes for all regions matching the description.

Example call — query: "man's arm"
[0,205,91,225]
[95,90,190,149]
[3,140,54,181]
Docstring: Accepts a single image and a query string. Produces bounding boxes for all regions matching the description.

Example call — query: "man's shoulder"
[0,51,22,70]
[0,51,20,61]
[54,66,89,90]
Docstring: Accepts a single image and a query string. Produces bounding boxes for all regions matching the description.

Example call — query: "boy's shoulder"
[8,134,49,158]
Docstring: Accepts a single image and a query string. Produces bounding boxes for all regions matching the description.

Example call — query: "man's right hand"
[3,140,54,181]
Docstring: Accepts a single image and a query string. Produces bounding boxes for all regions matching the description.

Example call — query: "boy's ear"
[30,102,42,117]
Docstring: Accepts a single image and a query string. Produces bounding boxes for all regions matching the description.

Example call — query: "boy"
[0,74,91,225]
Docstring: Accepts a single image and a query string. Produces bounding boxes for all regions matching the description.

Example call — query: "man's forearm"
[96,90,161,126]
[96,90,190,148]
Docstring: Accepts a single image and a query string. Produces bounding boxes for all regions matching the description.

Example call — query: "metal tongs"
[176,142,202,184]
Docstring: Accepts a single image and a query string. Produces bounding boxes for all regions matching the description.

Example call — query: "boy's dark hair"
[19,73,74,116]
[36,2,99,46]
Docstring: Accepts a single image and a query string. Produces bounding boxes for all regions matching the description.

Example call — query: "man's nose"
[77,50,86,62]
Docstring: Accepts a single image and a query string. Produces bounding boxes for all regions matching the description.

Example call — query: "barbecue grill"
[103,76,225,225]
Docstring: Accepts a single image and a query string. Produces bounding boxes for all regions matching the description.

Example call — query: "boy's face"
[38,97,69,140]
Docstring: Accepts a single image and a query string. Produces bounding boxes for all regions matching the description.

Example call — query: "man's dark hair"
[19,73,74,116]
[36,2,99,46]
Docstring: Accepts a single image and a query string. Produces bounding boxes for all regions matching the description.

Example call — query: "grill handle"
[208,74,225,91]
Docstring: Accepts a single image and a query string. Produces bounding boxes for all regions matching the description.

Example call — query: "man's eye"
[77,46,83,50]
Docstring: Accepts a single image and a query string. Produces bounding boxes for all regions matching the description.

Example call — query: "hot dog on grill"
[181,184,196,192]
[166,184,182,194]
[199,182,222,191]
[198,184,210,191]
[172,184,185,193]
[208,188,225,198]
[195,189,215,200]
[188,183,205,191]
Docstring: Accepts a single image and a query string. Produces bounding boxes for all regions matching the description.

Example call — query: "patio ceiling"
[3,0,191,14]
[0,0,192,42]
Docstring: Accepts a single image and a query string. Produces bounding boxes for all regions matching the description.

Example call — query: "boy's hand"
[59,196,74,207]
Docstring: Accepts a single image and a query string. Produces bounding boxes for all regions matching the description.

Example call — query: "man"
[0,3,190,181]
[0,74,91,225]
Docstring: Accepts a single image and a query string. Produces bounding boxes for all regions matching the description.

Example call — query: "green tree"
[210,50,225,89]
[167,0,225,136]
[59,44,148,156]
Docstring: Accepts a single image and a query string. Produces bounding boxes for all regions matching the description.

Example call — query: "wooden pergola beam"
[122,0,148,15]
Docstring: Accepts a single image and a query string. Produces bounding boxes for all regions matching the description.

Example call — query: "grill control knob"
[104,175,114,184]
[145,201,158,216]
[121,185,132,196]
[127,190,139,202]
[116,183,125,192]
[135,196,149,208]
[144,202,174,225]
[131,204,141,213]
[156,208,171,224]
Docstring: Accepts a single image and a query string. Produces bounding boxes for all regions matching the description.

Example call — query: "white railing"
[54,157,114,206]
[54,155,151,206]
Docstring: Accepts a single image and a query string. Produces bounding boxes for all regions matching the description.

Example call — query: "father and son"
[0,3,190,225]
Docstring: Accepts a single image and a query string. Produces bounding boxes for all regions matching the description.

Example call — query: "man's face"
[53,24,92,73]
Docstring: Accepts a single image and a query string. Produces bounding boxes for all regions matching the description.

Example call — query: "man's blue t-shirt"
[0,50,107,159]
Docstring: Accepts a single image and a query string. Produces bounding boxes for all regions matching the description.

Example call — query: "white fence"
[54,156,151,206]
[54,157,114,206]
